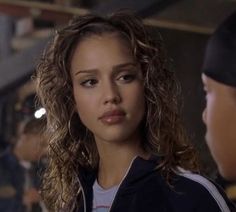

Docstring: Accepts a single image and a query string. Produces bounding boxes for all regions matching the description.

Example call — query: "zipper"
[81,184,86,212]
[108,156,138,212]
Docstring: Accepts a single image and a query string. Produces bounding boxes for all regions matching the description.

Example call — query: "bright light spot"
[34,108,46,119]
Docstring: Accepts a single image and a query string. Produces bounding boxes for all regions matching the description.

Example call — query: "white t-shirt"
[92,180,118,212]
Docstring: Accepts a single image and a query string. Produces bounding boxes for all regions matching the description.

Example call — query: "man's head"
[15,117,47,162]
[202,11,236,180]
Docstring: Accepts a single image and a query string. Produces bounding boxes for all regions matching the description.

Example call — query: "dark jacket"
[0,149,25,212]
[67,156,236,212]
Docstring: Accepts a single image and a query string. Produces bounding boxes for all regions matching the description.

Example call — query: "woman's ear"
[74,105,78,113]
[72,101,78,114]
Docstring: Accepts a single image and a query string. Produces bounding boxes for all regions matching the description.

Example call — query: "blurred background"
[0,0,236,179]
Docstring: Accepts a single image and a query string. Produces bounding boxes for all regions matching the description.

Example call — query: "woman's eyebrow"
[74,62,138,76]
[75,69,98,76]
[113,62,137,70]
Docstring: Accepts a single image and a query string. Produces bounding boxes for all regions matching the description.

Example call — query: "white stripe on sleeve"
[178,168,230,212]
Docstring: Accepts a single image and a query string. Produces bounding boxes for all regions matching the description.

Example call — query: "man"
[0,135,25,212]
[202,11,236,181]
[0,117,47,211]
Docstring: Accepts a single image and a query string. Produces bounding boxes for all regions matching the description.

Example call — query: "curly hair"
[36,11,199,211]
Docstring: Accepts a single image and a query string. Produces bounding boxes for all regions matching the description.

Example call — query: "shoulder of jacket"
[173,168,234,212]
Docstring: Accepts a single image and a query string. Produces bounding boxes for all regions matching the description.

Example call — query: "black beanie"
[202,11,236,87]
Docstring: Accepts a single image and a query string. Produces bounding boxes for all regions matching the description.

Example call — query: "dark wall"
[159,28,216,176]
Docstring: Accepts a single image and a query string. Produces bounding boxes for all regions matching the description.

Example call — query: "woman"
[36,11,235,211]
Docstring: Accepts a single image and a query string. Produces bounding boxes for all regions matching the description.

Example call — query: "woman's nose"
[102,81,121,105]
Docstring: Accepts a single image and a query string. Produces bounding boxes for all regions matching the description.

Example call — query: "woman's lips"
[99,110,126,125]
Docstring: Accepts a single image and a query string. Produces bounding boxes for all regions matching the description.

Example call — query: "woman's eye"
[118,74,135,83]
[80,79,98,87]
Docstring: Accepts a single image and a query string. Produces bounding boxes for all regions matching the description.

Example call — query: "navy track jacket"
[66,156,236,212]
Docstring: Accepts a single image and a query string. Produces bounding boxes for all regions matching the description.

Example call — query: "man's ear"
[233,87,236,101]
[228,86,236,103]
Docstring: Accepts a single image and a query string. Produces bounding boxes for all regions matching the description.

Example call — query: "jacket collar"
[78,155,161,191]
[75,155,162,212]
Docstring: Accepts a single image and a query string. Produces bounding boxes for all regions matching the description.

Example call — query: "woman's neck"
[95,136,149,189]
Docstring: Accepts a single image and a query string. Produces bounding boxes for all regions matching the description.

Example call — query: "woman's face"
[202,74,236,180]
[70,33,145,144]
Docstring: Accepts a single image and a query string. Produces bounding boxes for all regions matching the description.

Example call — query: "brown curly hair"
[36,11,199,211]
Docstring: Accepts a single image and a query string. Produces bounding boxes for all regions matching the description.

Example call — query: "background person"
[0,117,47,212]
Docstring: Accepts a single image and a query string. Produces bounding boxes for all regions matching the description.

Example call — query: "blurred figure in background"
[16,117,48,212]
[202,11,236,202]
[0,117,47,211]
[0,134,24,212]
